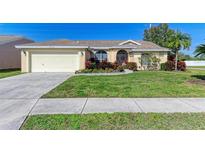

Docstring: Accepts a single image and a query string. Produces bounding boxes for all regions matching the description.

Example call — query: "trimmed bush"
[86,61,115,70]
[117,66,124,72]
[177,61,186,71]
[164,60,175,71]
[85,61,92,69]
[168,55,175,61]
[164,60,186,71]
[124,62,138,70]
[105,68,114,73]
[85,61,97,69]
[160,63,166,71]
[86,60,138,71]
[112,61,120,70]
[132,67,138,71]
[98,61,113,69]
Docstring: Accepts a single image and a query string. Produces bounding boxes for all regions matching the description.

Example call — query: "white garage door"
[31,52,80,72]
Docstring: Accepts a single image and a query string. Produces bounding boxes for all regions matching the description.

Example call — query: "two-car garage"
[20,49,83,73]
[31,52,80,72]
[16,40,89,73]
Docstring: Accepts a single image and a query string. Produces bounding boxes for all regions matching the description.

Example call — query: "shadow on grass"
[0,68,20,73]
[191,75,205,80]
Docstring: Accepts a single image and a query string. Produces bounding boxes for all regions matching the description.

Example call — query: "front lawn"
[21,113,205,130]
[0,69,21,79]
[43,70,205,98]
[188,66,205,69]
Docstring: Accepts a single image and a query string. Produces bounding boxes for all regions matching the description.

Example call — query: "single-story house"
[0,35,34,69]
[15,39,170,72]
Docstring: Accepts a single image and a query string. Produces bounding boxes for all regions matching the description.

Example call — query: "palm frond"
[194,44,205,57]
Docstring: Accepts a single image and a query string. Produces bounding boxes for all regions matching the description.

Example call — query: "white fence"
[185,61,205,66]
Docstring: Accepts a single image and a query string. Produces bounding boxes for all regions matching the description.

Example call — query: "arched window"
[116,50,128,64]
[95,50,107,62]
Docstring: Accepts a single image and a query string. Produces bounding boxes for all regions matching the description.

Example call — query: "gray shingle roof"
[0,35,32,45]
[16,39,170,51]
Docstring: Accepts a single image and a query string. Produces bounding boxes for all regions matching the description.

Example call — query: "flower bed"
[75,61,137,74]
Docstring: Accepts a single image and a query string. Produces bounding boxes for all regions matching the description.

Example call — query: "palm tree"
[168,31,191,70]
[194,43,205,57]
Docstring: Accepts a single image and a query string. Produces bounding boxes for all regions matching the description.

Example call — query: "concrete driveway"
[0,73,72,130]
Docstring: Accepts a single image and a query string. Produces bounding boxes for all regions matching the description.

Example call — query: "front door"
[116,50,128,64]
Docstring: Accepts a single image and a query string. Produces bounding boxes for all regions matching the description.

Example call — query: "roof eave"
[131,49,171,52]
[15,45,171,52]
[15,45,88,49]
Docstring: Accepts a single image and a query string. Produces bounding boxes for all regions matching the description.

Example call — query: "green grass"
[188,66,205,68]
[21,113,205,130]
[0,69,21,79]
[42,70,205,98]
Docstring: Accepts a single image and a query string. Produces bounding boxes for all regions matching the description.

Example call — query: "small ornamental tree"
[147,55,161,70]
[168,31,191,71]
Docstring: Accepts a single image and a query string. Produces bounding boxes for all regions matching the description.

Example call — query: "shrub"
[164,60,186,71]
[164,60,175,71]
[91,63,97,69]
[112,61,119,70]
[160,63,166,71]
[177,61,186,71]
[105,68,114,73]
[168,55,175,61]
[90,57,95,63]
[117,66,124,72]
[85,61,92,69]
[124,62,138,70]
[80,69,93,73]
[149,56,160,70]
[84,61,129,72]
[98,61,113,69]
[91,68,100,73]
[132,67,138,71]
[85,61,97,69]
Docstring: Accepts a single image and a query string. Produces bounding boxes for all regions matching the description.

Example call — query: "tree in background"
[143,24,191,71]
[144,23,174,48]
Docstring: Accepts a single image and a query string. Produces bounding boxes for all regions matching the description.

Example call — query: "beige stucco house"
[15,39,170,72]
[0,35,34,69]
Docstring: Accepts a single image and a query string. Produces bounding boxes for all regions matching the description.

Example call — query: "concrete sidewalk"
[31,98,205,115]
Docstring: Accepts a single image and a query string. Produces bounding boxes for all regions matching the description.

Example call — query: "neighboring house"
[15,39,170,72]
[0,35,34,69]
